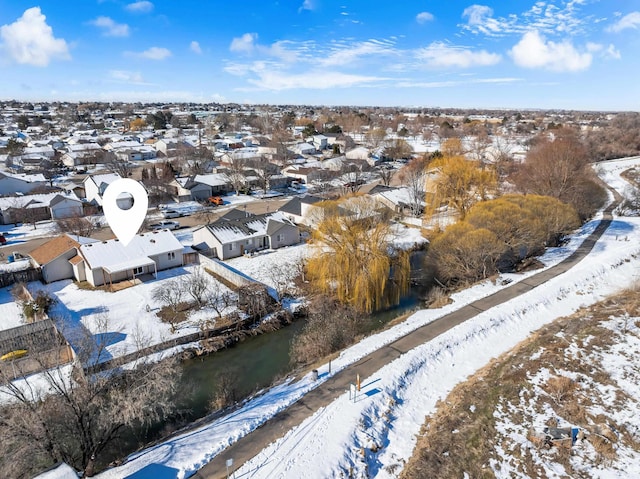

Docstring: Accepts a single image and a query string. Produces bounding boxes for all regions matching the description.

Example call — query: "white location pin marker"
[102,178,148,246]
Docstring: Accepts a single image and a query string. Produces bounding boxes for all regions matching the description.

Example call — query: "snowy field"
[0,220,59,245]
[30,265,234,364]
[87,157,640,479]
[0,285,25,331]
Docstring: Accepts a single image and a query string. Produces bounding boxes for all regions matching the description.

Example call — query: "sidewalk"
[193,204,616,478]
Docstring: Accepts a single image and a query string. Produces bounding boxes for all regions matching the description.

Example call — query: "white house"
[192,210,300,260]
[0,192,83,224]
[312,134,328,150]
[73,230,184,287]
[345,146,371,161]
[60,143,103,168]
[293,142,316,155]
[82,172,141,209]
[0,171,47,195]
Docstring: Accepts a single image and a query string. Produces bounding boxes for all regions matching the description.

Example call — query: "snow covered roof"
[207,210,292,244]
[0,191,80,210]
[193,173,229,187]
[88,173,121,187]
[79,230,182,270]
[0,171,47,183]
[371,186,422,207]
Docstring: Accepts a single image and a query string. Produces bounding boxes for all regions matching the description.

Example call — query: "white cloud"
[298,0,315,13]
[462,1,597,37]
[244,69,386,91]
[190,41,202,54]
[229,34,298,62]
[416,12,434,24]
[416,42,501,68]
[126,46,171,60]
[230,33,257,54]
[0,7,70,66]
[141,46,171,60]
[586,42,621,60]
[607,12,640,33]
[321,40,397,67]
[397,77,522,88]
[605,44,621,60]
[463,4,493,25]
[509,30,591,72]
[109,70,145,84]
[125,1,154,14]
[90,16,130,37]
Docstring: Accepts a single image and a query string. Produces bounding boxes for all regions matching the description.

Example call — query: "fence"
[0,267,43,288]
[198,254,255,288]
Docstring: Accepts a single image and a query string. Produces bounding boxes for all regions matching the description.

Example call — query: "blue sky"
[0,1,639,110]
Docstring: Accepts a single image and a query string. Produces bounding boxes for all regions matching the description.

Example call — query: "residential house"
[311,134,328,151]
[29,234,97,283]
[0,171,47,195]
[192,210,300,260]
[368,184,425,215]
[345,146,371,161]
[282,165,324,185]
[114,146,157,162]
[278,194,324,225]
[171,174,231,202]
[293,142,316,156]
[74,230,184,287]
[60,143,103,169]
[0,192,83,224]
[82,172,140,209]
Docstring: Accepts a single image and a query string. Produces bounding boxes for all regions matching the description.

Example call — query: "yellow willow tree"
[306,196,410,313]
[425,152,497,221]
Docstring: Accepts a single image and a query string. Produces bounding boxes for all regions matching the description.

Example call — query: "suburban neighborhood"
[5,0,640,475]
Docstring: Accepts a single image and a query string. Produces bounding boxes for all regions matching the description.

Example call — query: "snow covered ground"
[0,285,25,331]
[0,220,59,244]
[87,157,640,479]
[30,265,235,364]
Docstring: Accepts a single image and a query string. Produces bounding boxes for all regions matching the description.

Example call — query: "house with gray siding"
[192,209,299,260]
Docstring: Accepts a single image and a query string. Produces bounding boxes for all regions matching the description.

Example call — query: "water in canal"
[178,282,426,421]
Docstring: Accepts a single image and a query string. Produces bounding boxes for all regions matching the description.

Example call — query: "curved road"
[194,187,622,479]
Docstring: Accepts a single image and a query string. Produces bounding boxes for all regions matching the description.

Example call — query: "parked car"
[162,209,182,218]
[208,196,224,206]
[0,233,6,245]
[149,220,180,231]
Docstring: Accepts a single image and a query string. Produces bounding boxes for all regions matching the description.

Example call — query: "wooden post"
[356,373,361,392]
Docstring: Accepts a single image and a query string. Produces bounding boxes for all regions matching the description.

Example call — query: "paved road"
[194,194,620,479]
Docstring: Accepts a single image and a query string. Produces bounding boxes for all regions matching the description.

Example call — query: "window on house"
[228,243,234,251]
[133,266,143,275]
[277,234,285,242]
[168,251,175,260]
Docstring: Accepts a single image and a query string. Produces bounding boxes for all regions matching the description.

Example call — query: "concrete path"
[194,198,619,478]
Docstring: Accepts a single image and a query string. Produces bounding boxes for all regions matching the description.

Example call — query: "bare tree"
[270,127,295,166]
[181,268,209,308]
[247,156,279,192]
[205,281,233,319]
[385,138,413,160]
[398,156,428,216]
[56,215,96,239]
[366,127,387,149]
[151,278,185,317]
[222,157,247,195]
[0,316,180,478]
[377,165,395,186]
